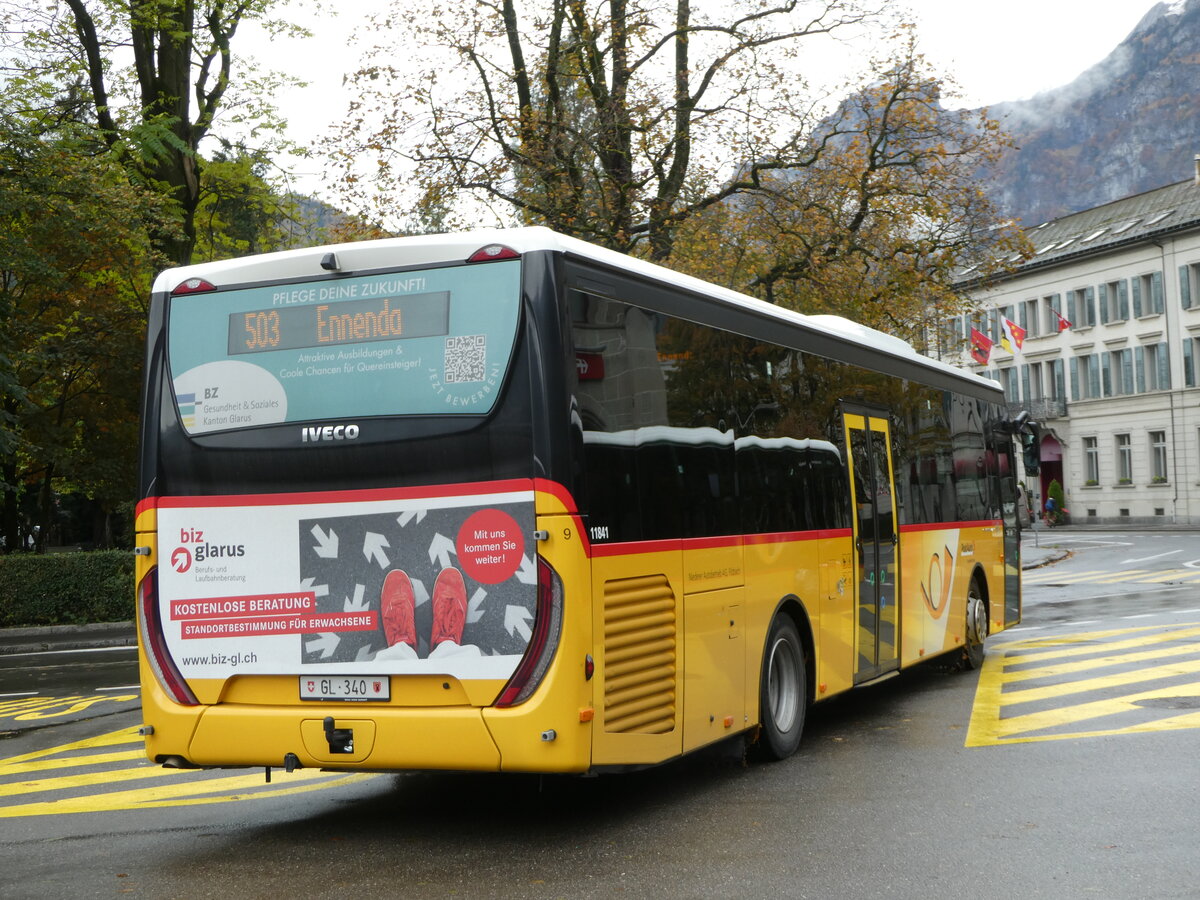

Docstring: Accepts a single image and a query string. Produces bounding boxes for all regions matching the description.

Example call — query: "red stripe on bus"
[744,528,853,545]
[591,537,684,558]
[533,478,578,513]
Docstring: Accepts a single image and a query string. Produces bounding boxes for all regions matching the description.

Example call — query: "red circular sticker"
[456,509,525,585]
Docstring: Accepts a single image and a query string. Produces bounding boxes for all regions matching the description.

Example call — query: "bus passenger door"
[844,414,900,683]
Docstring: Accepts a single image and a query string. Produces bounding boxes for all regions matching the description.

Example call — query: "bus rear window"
[167,260,521,434]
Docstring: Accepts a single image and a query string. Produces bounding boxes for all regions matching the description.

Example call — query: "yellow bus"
[135,227,1029,774]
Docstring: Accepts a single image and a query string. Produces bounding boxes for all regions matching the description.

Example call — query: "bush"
[1045,478,1068,525]
[0,550,134,627]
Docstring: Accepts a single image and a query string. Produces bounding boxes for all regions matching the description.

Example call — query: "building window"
[1002,367,1020,401]
[1023,362,1043,400]
[1068,287,1096,327]
[1185,335,1197,387]
[1103,348,1135,396]
[938,316,964,358]
[1116,433,1132,483]
[1083,437,1099,484]
[1040,293,1063,333]
[1180,262,1199,310]
[969,310,985,336]
[1133,271,1164,316]
[1021,299,1039,337]
[1149,430,1168,482]
[1049,358,1065,399]
[1138,343,1171,392]
[1100,279,1129,323]
[1071,354,1102,400]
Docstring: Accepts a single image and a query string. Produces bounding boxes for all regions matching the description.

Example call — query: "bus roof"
[154,226,998,397]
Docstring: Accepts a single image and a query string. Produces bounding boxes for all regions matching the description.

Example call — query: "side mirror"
[1020,423,1041,476]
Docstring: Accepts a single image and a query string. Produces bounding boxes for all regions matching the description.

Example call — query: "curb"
[0,620,136,655]
[1021,549,1070,570]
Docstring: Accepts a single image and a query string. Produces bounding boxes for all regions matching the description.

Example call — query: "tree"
[331,0,881,259]
[5,0,307,265]
[332,3,1026,348]
[0,116,167,551]
[667,33,1032,343]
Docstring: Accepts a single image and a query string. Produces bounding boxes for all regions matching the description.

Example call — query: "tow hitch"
[323,716,355,754]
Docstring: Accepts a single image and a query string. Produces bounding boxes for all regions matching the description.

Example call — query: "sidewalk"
[1021,535,1069,569]
[0,620,136,655]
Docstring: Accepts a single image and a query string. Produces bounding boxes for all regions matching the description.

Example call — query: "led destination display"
[227,291,450,355]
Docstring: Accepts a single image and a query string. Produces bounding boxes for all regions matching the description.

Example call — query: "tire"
[757,614,807,760]
[963,579,988,670]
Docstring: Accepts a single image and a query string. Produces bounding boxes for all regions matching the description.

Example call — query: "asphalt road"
[2,529,1199,899]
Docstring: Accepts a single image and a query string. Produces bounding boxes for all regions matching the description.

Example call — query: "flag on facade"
[969,327,993,365]
[1053,308,1072,332]
[1000,317,1026,354]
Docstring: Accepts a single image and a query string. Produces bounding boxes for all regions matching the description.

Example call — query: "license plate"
[299,675,390,702]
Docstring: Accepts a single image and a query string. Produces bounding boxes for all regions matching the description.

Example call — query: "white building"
[947,166,1200,525]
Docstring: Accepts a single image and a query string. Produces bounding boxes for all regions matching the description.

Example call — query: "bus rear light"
[171,277,217,295]
[468,244,520,263]
[495,557,563,708]
[136,567,199,706]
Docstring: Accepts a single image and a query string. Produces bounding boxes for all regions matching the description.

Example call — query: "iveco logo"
[301,424,360,442]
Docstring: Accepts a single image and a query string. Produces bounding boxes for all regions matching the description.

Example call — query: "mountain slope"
[983,0,1200,224]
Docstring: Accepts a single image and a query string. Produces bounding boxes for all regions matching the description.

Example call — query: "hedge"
[0,550,135,627]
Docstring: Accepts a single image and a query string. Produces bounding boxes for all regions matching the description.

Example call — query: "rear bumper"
[181,703,504,771]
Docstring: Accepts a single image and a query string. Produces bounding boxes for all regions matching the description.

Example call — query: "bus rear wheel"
[757,614,807,761]
[963,580,988,670]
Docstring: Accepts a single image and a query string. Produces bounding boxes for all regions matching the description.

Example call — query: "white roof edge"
[154,226,994,393]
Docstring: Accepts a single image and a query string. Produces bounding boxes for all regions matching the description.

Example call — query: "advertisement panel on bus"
[153,484,536,685]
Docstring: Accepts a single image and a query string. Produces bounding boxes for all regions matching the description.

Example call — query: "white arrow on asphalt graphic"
[305,632,340,659]
[467,587,487,624]
[428,532,456,570]
[344,584,368,613]
[310,524,339,559]
[299,577,329,598]
[412,577,430,608]
[504,605,533,641]
[514,553,538,585]
[398,509,427,527]
[363,531,390,568]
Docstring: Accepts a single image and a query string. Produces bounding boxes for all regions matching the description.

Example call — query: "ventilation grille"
[602,574,677,734]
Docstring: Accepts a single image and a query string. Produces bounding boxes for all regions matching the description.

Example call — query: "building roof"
[961,174,1200,285]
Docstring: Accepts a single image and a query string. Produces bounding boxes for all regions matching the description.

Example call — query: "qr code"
[443,334,486,383]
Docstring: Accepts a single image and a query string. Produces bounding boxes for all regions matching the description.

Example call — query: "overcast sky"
[244,0,1163,196]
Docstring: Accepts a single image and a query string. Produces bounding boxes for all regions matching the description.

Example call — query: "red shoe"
[381,569,417,649]
[430,567,468,648]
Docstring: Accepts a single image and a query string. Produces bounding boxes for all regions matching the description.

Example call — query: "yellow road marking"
[1022,569,1128,583]
[0,749,147,777]
[1,760,183,798]
[1021,568,1200,586]
[968,622,1200,746]
[1001,640,1200,686]
[988,623,1200,656]
[0,695,138,721]
[1130,569,1200,583]
[0,725,377,817]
